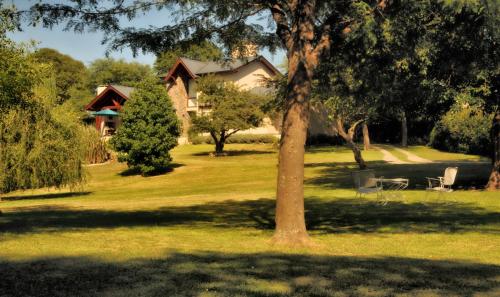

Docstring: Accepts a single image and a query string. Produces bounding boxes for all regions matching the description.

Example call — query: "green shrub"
[430,108,492,156]
[111,78,180,176]
[190,134,278,145]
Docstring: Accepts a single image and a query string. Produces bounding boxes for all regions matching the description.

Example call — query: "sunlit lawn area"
[1,144,499,296]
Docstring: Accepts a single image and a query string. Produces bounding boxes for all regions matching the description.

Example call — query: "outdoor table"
[374,178,409,202]
[375,178,409,191]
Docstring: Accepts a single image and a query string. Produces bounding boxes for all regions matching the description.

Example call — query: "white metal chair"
[352,170,383,199]
[426,167,458,193]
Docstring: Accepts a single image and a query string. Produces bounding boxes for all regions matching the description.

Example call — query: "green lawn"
[405,145,490,162]
[1,144,499,296]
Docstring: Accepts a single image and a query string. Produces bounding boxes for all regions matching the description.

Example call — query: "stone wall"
[166,76,191,137]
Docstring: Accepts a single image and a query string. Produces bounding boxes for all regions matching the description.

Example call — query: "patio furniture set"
[352,167,458,202]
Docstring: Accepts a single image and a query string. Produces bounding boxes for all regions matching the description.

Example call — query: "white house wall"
[218,60,275,93]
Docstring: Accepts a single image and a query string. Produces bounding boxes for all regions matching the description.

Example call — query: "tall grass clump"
[80,125,110,164]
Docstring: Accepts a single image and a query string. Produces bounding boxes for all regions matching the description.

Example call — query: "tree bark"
[486,112,500,190]
[271,0,340,246]
[347,139,367,169]
[401,112,408,147]
[273,45,317,245]
[336,118,367,169]
[210,131,225,155]
[215,140,224,154]
[362,122,371,151]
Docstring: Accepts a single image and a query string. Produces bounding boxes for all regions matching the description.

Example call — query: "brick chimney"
[231,43,258,58]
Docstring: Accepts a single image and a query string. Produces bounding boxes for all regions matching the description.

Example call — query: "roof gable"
[85,85,134,111]
[163,56,281,82]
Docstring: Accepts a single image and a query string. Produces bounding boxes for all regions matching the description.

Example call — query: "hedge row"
[190,134,279,144]
[429,108,492,156]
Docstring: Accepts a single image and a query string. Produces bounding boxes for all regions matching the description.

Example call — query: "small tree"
[323,95,370,170]
[111,78,180,176]
[190,76,265,155]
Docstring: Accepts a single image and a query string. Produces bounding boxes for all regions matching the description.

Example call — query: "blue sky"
[7,0,285,67]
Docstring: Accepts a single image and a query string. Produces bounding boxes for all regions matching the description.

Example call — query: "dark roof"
[180,56,261,75]
[162,56,281,81]
[110,85,134,98]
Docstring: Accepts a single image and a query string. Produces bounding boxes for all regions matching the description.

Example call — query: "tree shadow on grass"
[0,191,92,202]
[191,150,276,157]
[118,163,185,177]
[305,145,355,154]
[1,251,499,297]
[304,198,499,234]
[306,161,491,189]
[1,197,498,235]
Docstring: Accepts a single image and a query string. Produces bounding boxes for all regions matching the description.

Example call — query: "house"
[85,84,134,136]
[161,56,282,141]
[85,56,336,140]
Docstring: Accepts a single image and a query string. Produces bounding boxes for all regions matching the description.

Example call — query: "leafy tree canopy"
[316,0,498,132]
[111,78,180,176]
[32,47,88,104]
[86,58,154,92]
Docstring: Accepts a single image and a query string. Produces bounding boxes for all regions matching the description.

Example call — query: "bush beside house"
[190,134,278,145]
[111,78,180,175]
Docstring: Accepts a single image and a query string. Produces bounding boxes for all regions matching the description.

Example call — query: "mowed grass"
[1,144,499,296]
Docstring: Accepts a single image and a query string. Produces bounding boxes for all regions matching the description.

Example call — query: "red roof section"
[85,85,131,111]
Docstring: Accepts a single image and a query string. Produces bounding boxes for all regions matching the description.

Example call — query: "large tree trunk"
[271,0,344,245]
[363,122,371,150]
[486,112,500,190]
[336,118,367,170]
[401,112,408,147]
[210,131,225,156]
[273,54,312,245]
[215,140,224,154]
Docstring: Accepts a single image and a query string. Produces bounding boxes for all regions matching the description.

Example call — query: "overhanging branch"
[270,2,293,51]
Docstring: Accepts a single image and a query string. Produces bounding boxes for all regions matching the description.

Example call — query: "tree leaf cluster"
[32,47,88,104]
[86,58,154,91]
[317,0,498,127]
[14,0,390,58]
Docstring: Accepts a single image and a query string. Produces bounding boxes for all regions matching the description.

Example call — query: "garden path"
[372,145,433,164]
[393,147,432,163]
[372,145,409,164]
